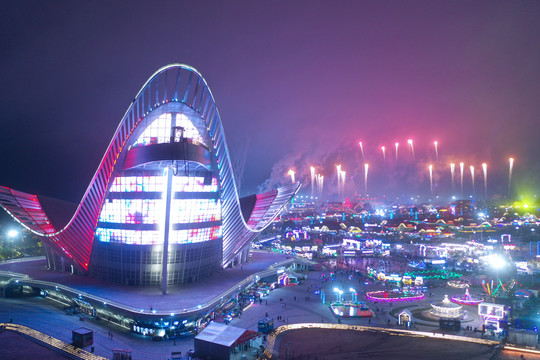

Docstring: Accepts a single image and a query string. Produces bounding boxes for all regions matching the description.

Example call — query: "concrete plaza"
[0,256,537,359]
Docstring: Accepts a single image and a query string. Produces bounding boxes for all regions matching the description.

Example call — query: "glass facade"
[95,175,221,245]
[90,109,223,285]
[133,113,206,147]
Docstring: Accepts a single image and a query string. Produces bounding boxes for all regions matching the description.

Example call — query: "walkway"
[0,322,108,360]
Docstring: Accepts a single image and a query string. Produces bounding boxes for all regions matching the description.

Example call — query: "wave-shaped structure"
[0,64,300,285]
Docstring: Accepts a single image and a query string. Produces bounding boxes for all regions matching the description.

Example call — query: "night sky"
[1,1,539,203]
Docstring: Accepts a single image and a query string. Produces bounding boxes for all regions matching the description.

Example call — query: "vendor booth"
[194,322,262,360]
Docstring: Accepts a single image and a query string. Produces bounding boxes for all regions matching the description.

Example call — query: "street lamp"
[349,288,357,303]
[489,254,506,281]
[6,229,20,258]
[333,288,343,303]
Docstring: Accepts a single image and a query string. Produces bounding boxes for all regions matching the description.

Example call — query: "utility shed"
[194,322,260,360]
[72,327,93,347]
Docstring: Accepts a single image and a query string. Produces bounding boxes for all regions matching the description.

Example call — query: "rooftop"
[0,250,289,312]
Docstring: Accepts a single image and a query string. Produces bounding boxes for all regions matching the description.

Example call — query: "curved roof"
[0,64,300,271]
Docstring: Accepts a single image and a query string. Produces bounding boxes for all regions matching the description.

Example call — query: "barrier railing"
[2,257,296,318]
[0,323,108,360]
[0,256,45,265]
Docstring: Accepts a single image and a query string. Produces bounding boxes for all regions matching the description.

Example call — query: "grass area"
[411,308,438,322]
[389,306,410,317]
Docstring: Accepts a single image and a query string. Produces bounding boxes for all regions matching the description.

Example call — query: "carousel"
[451,288,483,306]
[430,295,463,319]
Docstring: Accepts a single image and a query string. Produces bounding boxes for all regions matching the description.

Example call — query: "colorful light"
[366,290,424,303]
[359,141,365,161]
[434,141,439,161]
[395,142,399,161]
[450,289,483,306]
[447,280,469,288]
[403,269,462,280]
[381,146,386,161]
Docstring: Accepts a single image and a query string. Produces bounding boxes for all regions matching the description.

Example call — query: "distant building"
[450,199,473,218]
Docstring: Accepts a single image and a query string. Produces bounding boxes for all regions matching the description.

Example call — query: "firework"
[460,162,464,196]
[310,166,315,197]
[381,146,386,161]
[508,157,514,193]
[359,141,365,161]
[429,164,433,194]
[395,142,399,161]
[341,170,346,196]
[450,163,455,191]
[337,165,342,198]
[316,174,324,198]
[364,163,369,196]
[482,163,488,199]
[288,169,295,184]
[336,165,346,198]
[434,141,439,161]
[408,139,415,160]
[470,165,475,193]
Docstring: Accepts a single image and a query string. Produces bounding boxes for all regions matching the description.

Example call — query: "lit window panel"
[169,226,221,244]
[109,175,165,193]
[95,228,161,245]
[170,199,221,224]
[172,176,218,193]
[99,199,163,224]
[174,113,205,145]
[133,113,205,147]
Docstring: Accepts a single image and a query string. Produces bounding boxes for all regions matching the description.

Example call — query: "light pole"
[349,288,357,303]
[333,288,343,303]
[7,229,19,258]
[489,254,506,282]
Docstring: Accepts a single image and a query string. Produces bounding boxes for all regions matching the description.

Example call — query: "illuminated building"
[0,64,300,289]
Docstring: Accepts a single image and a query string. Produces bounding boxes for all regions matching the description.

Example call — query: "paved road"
[0,297,196,360]
[230,267,488,344]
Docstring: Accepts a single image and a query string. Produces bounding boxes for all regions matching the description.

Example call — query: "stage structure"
[0,64,300,291]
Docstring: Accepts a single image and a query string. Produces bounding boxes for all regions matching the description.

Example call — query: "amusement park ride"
[481,278,517,298]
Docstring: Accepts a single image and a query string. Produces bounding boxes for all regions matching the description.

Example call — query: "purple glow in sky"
[0,1,539,202]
